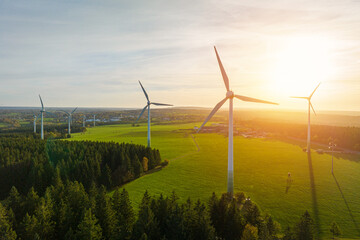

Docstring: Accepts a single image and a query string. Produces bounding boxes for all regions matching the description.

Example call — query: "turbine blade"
[60,110,70,115]
[39,95,44,110]
[290,96,309,99]
[151,102,173,106]
[135,105,148,123]
[235,95,278,105]
[309,82,321,99]
[197,97,228,133]
[310,102,316,116]
[71,107,78,114]
[214,46,230,91]
[139,81,149,102]
[45,111,56,116]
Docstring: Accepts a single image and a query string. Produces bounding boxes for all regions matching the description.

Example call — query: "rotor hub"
[226,91,235,98]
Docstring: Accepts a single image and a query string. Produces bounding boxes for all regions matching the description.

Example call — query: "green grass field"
[70,123,360,239]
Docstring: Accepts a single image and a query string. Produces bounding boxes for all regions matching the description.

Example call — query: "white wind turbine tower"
[83,115,86,127]
[61,108,78,135]
[136,81,173,148]
[291,83,321,153]
[33,114,37,133]
[38,95,47,140]
[197,46,278,195]
[93,115,96,127]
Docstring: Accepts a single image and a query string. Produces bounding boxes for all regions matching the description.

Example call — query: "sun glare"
[270,36,336,95]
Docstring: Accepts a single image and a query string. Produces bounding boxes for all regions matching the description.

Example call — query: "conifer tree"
[0,203,17,240]
[20,213,39,240]
[295,211,314,240]
[25,187,40,216]
[241,224,259,240]
[95,186,115,239]
[34,197,55,239]
[112,189,135,239]
[132,191,160,240]
[77,208,102,240]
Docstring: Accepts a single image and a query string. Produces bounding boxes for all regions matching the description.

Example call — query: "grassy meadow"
[70,123,360,239]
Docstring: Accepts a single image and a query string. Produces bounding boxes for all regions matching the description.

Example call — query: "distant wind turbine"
[61,108,78,135]
[38,95,47,140]
[197,46,278,195]
[33,114,37,133]
[93,115,96,127]
[291,83,321,153]
[83,115,86,127]
[136,81,173,148]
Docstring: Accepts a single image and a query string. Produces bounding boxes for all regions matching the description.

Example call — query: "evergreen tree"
[34,197,55,239]
[77,208,102,240]
[208,193,226,238]
[132,192,160,240]
[282,226,295,240]
[100,164,112,189]
[112,189,135,239]
[20,213,39,240]
[95,186,115,239]
[64,227,76,240]
[295,211,314,240]
[24,187,40,216]
[190,200,215,240]
[133,155,143,178]
[241,224,259,240]
[242,200,261,227]
[6,186,22,223]
[224,200,245,240]
[0,203,17,240]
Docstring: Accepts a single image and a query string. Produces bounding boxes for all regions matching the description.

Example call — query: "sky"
[0,0,359,111]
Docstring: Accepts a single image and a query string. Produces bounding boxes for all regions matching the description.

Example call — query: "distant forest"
[0,125,86,139]
[244,121,360,151]
[0,135,162,199]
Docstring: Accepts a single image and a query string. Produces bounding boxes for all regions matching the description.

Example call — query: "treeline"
[0,125,86,139]
[246,121,360,151]
[0,136,162,199]
[0,182,324,240]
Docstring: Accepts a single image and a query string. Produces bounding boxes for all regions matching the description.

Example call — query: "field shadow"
[285,177,292,194]
[307,152,321,238]
[333,174,360,235]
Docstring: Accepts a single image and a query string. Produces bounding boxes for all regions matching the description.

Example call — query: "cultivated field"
[70,123,360,239]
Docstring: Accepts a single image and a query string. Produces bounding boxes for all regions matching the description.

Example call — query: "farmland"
[70,123,360,239]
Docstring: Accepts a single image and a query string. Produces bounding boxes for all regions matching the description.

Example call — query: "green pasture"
[70,123,360,239]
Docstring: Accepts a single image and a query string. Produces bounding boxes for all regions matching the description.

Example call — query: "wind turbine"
[83,115,86,127]
[60,108,78,135]
[93,115,96,127]
[291,83,321,153]
[33,114,37,133]
[38,95,46,140]
[197,46,278,195]
[136,81,173,148]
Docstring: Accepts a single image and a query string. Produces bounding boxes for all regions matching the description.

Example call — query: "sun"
[269,36,336,95]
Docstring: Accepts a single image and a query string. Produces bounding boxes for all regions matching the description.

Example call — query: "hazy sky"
[0,0,359,111]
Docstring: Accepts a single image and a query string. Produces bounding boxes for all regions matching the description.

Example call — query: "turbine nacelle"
[291,83,321,116]
[226,91,235,98]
